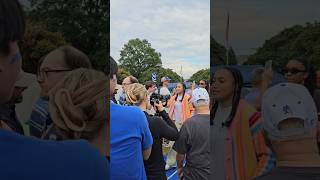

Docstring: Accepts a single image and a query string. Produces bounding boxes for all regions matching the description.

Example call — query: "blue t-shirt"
[0,130,108,180]
[110,103,153,180]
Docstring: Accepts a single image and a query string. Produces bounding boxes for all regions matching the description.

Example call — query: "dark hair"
[109,56,118,79]
[0,0,25,55]
[58,46,92,69]
[199,79,208,91]
[210,67,243,127]
[199,79,207,84]
[290,57,316,96]
[175,82,186,102]
[145,81,155,90]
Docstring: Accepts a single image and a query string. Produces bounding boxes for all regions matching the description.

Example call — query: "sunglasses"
[199,83,206,85]
[282,68,306,74]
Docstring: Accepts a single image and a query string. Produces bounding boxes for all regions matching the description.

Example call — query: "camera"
[150,93,170,107]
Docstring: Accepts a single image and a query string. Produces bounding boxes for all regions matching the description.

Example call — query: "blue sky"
[111,0,210,79]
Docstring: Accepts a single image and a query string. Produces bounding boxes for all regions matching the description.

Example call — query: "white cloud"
[111,0,210,79]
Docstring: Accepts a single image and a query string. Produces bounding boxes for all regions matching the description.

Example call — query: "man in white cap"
[0,70,34,134]
[173,88,210,179]
[159,76,171,96]
[256,83,320,179]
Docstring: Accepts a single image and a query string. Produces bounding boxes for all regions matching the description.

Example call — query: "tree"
[117,68,131,84]
[140,67,182,85]
[20,21,68,74]
[119,38,162,79]
[29,0,108,71]
[211,36,237,66]
[188,69,210,83]
[245,22,320,70]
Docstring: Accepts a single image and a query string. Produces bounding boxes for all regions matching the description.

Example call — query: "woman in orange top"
[167,83,194,125]
[165,82,194,169]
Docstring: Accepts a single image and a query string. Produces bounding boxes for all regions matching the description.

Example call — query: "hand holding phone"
[154,101,164,112]
[191,81,196,90]
[263,60,273,84]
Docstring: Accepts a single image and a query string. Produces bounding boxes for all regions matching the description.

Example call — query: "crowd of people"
[110,55,320,180]
[110,56,210,179]
[0,1,108,179]
[3,1,320,180]
[210,57,320,180]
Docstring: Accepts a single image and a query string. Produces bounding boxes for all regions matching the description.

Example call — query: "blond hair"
[125,83,148,106]
[47,68,107,140]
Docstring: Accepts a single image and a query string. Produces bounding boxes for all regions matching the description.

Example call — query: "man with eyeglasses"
[0,1,108,179]
[28,45,92,137]
[118,75,139,105]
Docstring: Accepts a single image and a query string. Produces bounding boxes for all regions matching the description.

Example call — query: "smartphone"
[265,60,272,71]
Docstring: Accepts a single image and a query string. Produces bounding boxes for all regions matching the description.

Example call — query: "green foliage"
[245,22,320,70]
[211,36,237,66]
[20,22,68,73]
[139,67,182,85]
[119,38,162,79]
[29,0,108,71]
[188,69,210,83]
[117,68,131,84]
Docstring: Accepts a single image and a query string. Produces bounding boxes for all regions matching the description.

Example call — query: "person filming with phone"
[125,83,179,180]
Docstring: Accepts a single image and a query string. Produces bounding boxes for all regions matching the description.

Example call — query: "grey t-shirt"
[173,114,210,180]
[210,105,232,180]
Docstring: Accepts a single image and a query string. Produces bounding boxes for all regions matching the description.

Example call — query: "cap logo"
[283,104,292,114]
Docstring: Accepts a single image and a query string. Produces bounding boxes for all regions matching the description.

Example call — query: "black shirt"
[0,103,24,135]
[143,111,179,180]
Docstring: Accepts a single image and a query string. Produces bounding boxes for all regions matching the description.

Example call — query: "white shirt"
[210,105,232,180]
[173,95,183,123]
[159,86,171,96]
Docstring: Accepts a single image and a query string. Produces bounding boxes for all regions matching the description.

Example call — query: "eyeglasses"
[199,83,206,85]
[37,69,71,81]
[282,68,306,75]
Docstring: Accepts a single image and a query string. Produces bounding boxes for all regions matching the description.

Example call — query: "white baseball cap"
[262,83,318,140]
[161,76,171,82]
[191,88,209,106]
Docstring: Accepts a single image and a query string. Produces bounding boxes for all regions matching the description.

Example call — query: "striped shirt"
[212,100,275,180]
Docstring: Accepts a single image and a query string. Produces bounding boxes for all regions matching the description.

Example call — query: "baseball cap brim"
[161,77,171,82]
